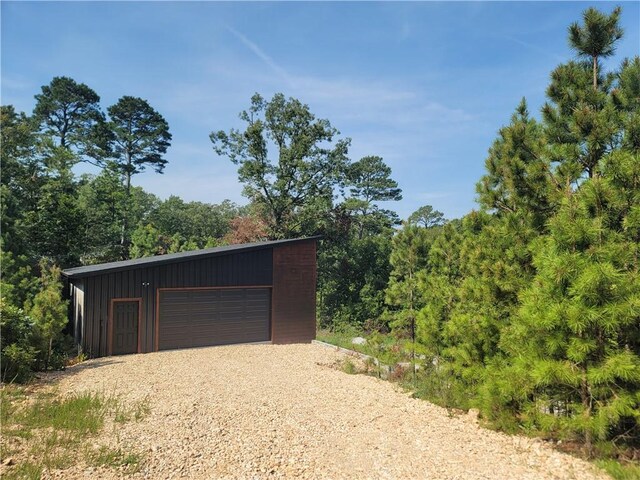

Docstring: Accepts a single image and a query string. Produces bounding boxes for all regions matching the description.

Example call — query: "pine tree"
[33,76,111,165]
[407,205,445,228]
[477,98,552,228]
[29,262,68,371]
[416,220,463,363]
[107,96,171,258]
[502,183,640,453]
[545,7,624,181]
[480,12,639,451]
[386,224,433,336]
[568,6,624,90]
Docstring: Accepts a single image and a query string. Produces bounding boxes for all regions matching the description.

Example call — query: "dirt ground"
[44,343,607,479]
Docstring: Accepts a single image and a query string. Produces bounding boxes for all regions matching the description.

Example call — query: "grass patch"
[20,392,106,433]
[89,446,144,473]
[317,327,366,352]
[340,358,358,374]
[596,459,640,480]
[110,395,150,423]
[0,385,148,478]
[2,461,42,480]
[316,327,402,360]
[1,387,26,424]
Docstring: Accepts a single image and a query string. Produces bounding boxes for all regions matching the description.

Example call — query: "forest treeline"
[380,6,639,462]
[1,5,638,465]
[1,82,258,381]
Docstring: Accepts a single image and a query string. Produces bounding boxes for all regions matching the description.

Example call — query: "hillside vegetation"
[1,5,638,474]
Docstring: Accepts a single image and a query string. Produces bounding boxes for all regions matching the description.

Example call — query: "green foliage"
[129,223,167,258]
[596,459,640,480]
[407,205,445,228]
[1,105,44,258]
[568,6,624,89]
[492,188,640,449]
[107,95,172,258]
[319,233,393,328]
[149,196,240,242]
[0,250,39,309]
[33,76,109,162]
[317,154,401,328]
[107,96,172,179]
[340,358,358,375]
[385,223,434,336]
[0,300,36,383]
[21,153,85,267]
[211,92,350,239]
[89,446,143,473]
[0,260,68,382]
[28,262,69,371]
[316,326,365,351]
[382,7,639,462]
[76,168,130,263]
[477,98,551,227]
[129,197,244,257]
[416,220,463,351]
[15,392,106,434]
[345,155,402,236]
[1,387,147,478]
[347,156,402,204]
[411,361,471,411]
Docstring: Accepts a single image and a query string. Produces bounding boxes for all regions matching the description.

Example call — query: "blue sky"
[2,2,639,220]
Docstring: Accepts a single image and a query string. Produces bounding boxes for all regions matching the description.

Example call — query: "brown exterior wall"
[70,248,273,357]
[271,240,317,343]
[67,239,317,357]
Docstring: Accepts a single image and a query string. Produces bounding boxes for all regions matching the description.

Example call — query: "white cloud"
[225,25,294,88]
[502,35,565,62]
[126,26,482,219]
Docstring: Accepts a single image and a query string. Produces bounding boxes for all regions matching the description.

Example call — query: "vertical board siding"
[158,288,270,350]
[70,281,85,346]
[70,248,274,357]
[271,241,317,343]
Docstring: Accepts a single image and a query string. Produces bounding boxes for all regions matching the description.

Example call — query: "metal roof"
[62,236,320,279]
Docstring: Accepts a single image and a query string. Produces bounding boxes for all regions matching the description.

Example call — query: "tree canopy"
[211,92,350,239]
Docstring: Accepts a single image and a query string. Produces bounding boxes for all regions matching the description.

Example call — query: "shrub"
[1,343,37,383]
[0,300,37,383]
[29,261,69,371]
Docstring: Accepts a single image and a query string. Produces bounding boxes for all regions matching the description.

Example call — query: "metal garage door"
[158,288,271,351]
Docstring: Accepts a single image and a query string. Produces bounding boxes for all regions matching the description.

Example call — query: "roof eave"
[62,236,321,279]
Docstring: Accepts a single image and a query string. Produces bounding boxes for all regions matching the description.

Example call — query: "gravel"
[48,343,607,479]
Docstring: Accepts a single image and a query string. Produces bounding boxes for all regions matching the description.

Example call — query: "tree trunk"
[592,56,597,90]
[120,157,132,260]
[46,336,53,371]
[580,370,593,456]
[409,268,416,386]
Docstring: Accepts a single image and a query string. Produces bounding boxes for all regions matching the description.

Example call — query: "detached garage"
[62,237,318,357]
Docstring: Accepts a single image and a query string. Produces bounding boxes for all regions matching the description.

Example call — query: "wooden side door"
[111,300,140,355]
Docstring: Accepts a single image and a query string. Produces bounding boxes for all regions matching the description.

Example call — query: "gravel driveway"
[55,344,607,479]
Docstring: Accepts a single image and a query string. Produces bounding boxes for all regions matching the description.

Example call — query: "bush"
[0,300,37,383]
[1,262,71,383]
[2,343,37,383]
[29,261,69,371]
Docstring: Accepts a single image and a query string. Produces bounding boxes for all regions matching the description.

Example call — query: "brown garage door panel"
[158,288,270,351]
